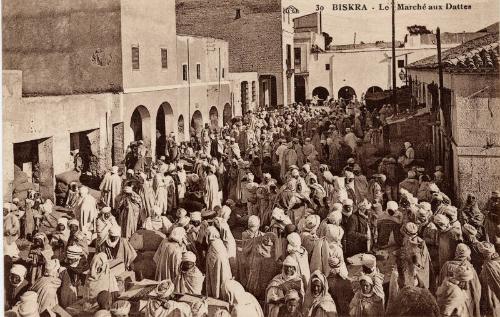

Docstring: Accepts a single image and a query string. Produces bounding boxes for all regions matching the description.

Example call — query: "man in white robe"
[153,227,187,281]
[204,165,221,210]
[75,186,98,241]
[99,166,122,209]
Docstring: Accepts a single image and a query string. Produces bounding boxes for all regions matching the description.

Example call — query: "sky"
[289,0,499,44]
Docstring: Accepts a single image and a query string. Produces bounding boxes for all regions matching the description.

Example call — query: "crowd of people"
[3,100,500,317]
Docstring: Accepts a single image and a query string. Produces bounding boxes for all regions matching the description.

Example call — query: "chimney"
[235,8,241,20]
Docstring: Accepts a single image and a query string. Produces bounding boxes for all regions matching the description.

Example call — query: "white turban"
[386,201,398,211]
[190,212,202,222]
[11,264,27,279]
[109,225,121,237]
[248,215,260,229]
[170,227,186,244]
[181,251,197,263]
[287,232,302,253]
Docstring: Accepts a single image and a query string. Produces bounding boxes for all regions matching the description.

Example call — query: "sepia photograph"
[1,0,499,316]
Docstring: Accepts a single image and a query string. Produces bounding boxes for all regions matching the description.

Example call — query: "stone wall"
[454,88,500,207]
[2,0,123,95]
[3,71,121,200]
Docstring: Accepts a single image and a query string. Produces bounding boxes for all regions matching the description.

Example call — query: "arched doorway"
[223,103,232,126]
[209,106,219,130]
[366,86,383,94]
[130,105,151,149]
[312,86,329,101]
[156,102,173,158]
[365,86,386,110]
[295,76,306,104]
[191,110,203,139]
[178,115,185,142]
[338,86,356,101]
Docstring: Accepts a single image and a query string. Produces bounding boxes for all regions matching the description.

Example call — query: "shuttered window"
[132,46,140,70]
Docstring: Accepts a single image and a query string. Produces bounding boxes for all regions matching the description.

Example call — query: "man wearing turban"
[399,222,431,289]
[99,166,122,210]
[434,214,462,269]
[142,205,173,235]
[224,279,265,317]
[10,291,40,317]
[27,232,54,284]
[95,206,119,249]
[116,186,142,239]
[145,280,191,317]
[438,243,481,317]
[436,265,475,317]
[173,251,204,295]
[205,226,233,299]
[30,259,62,314]
[477,241,500,317]
[59,244,88,308]
[98,225,137,270]
[266,256,305,317]
[349,275,384,317]
[74,186,98,242]
[286,232,311,288]
[204,164,221,211]
[154,227,187,282]
[84,253,119,300]
[303,270,338,317]
[5,264,29,310]
[311,224,348,283]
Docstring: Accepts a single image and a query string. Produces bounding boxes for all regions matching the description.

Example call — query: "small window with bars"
[182,64,188,81]
[196,63,201,80]
[252,81,256,102]
[132,46,140,70]
[161,49,168,69]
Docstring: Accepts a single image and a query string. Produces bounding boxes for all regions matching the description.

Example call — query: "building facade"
[291,13,493,103]
[406,31,500,206]
[293,13,326,104]
[176,0,295,108]
[2,0,256,200]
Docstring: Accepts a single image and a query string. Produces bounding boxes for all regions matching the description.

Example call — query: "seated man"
[5,264,29,310]
[97,225,137,270]
[145,280,192,317]
[95,207,118,249]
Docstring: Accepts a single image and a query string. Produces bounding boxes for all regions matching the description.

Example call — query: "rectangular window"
[161,49,168,69]
[182,64,188,81]
[398,59,405,68]
[325,64,330,70]
[196,63,201,80]
[252,81,256,102]
[294,47,301,67]
[132,46,140,70]
[286,44,292,69]
[222,68,225,79]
